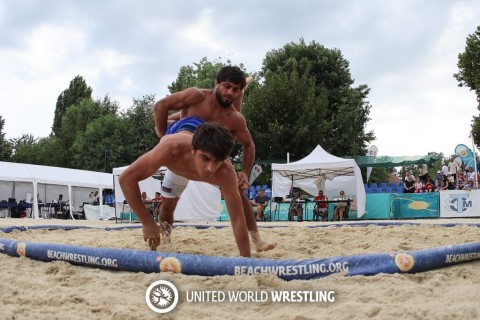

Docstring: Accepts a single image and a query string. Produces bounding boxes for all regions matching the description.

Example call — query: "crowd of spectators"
[402,158,478,193]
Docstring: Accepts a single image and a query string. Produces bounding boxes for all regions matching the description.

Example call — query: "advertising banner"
[455,144,475,169]
[439,190,480,218]
[366,145,378,182]
[249,164,263,186]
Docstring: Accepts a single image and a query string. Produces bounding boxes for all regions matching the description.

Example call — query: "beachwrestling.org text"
[234,262,349,276]
[185,290,336,303]
[47,250,118,268]
[445,251,480,263]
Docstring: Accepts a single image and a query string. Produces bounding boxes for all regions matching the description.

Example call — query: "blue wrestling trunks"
[162,116,205,198]
[165,116,205,135]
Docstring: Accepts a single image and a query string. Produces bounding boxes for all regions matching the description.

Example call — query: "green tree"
[454,26,480,146]
[71,115,135,172]
[58,95,119,168]
[122,95,159,158]
[52,75,92,136]
[367,167,392,184]
[168,57,246,93]
[34,136,63,166]
[10,134,38,164]
[10,135,64,167]
[243,61,328,160]
[454,25,480,107]
[0,115,12,161]
[472,115,480,146]
[258,38,375,159]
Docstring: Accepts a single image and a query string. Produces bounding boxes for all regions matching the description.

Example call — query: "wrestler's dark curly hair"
[216,66,246,89]
[192,122,234,161]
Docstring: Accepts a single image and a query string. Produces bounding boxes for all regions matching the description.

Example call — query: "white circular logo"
[145,280,179,313]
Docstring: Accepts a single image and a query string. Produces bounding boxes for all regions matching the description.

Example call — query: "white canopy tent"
[271,145,366,218]
[0,161,113,219]
[112,166,221,221]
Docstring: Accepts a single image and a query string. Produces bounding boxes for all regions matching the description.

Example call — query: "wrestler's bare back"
[152,132,234,185]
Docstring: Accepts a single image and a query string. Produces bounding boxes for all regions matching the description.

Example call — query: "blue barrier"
[1,223,479,281]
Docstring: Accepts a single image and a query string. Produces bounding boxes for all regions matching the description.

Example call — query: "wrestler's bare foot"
[255,241,277,252]
[160,221,172,244]
[249,231,276,252]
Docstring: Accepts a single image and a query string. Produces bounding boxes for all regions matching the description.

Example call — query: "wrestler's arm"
[233,91,244,113]
[153,88,204,138]
[218,164,251,257]
[119,140,175,248]
[231,115,255,188]
[168,111,181,121]
[232,75,253,113]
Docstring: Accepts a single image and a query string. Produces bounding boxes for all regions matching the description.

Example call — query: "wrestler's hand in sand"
[160,221,172,244]
[142,221,161,250]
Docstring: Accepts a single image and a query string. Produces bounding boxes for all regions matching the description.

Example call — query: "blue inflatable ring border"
[0,222,479,281]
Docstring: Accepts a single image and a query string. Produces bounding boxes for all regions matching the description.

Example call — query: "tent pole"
[471,134,479,189]
[99,188,104,220]
[290,175,294,198]
[33,182,38,219]
[112,174,117,222]
[68,186,74,220]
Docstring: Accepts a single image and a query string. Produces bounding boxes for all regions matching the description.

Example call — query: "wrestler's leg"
[159,196,179,243]
[240,191,276,252]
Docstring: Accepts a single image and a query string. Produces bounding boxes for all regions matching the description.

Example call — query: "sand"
[0,218,479,320]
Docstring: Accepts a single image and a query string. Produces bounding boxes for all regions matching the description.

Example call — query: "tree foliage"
[168,57,246,93]
[367,167,392,184]
[454,25,480,106]
[57,96,119,168]
[34,136,64,166]
[10,134,38,164]
[455,26,480,147]
[243,61,328,160]
[4,39,376,177]
[10,134,63,166]
[52,75,92,136]
[122,95,158,158]
[472,115,480,147]
[258,38,374,160]
[71,115,135,172]
[70,95,158,172]
[0,115,12,161]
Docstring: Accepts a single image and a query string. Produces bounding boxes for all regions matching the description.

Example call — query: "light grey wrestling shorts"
[161,170,189,198]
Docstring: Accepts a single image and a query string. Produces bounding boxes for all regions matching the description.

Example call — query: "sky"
[1,0,479,158]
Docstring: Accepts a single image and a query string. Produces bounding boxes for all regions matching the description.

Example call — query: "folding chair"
[258,200,275,222]
[271,197,283,221]
[42,202,55,219]
[379,182,387,192]
[119,200,136,223]
[288,198,303,222]
[24,193,33,217]
[343,206,351,220]
[0,201,10,218]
